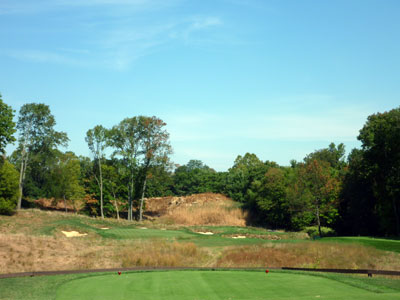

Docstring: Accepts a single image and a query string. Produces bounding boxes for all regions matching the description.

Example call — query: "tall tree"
[48,151,85,212]
[16,103,68,209]
[290,159,341,236]
[85,125,108,219]
[304,142,346,171]
[357,107,400,235]
[0,94,16,155]
[249,167,290,228]
[109,117,141,221]
[136,116,171,222]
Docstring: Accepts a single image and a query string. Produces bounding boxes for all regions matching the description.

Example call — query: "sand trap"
[61,231,88,237]
[197,232,214,235]
[100,227,109,230]
[232,235,246,239]
[139,227,147,229]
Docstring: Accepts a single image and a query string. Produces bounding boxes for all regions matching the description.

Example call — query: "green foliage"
[173,160,220,195]
[17,103,68,152]
[358,107,400,235]
[303,226,336,238]
[0,158,19,215]
[15,103,69,208]
[339,107,400,236]
[0,93,16,154]
[249,167,290,228]
[48,151,85,210]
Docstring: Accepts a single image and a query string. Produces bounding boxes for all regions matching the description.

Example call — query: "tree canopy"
[0,94,16,154]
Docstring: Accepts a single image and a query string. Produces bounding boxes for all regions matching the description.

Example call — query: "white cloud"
[5,49,83,65]
[164,102,369,144]
[0,0,179,14]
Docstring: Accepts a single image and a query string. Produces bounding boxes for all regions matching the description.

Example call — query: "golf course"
[1,208,400,299]
[1,269,400,300]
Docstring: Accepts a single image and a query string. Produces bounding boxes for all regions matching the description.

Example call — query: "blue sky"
[1,0,399,171]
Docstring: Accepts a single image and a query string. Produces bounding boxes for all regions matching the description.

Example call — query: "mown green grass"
[25,214,400,250]
[31,216,303,247]
[320,237,400,253]
[1,270,399,300]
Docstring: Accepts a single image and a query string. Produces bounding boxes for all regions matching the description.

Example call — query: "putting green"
[55,271,399,300]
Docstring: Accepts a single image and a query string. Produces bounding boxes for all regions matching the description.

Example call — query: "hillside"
[0,195,400,275]
[144,193,247,226]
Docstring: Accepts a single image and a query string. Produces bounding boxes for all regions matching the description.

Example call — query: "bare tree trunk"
[393,198,400,236]
[17,149,28,210]
[111,188,119,220]
[114,200,120,220]
[99,159,104,219]
[64,195,67,213]
[17,159,24,210]
[128,176,134,221]
[139,177,147,222]
[316,204,322,238]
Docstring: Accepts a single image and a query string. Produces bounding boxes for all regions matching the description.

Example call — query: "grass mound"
[54,270,400,300]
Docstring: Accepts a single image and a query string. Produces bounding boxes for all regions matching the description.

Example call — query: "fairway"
[55,270,400,300]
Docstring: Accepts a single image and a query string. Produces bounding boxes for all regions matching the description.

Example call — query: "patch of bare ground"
[216,242,400,270]
[145,193,247,226]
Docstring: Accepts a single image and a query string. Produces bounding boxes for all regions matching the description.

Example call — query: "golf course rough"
[55,270,400,300]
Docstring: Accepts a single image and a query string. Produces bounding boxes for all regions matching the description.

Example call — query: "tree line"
[0,94,399,236]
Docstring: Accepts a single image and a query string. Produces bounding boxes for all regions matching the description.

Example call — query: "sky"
[1,0,399,171]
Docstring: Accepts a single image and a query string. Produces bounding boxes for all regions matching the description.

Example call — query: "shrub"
[303,226,336,238]
[0,158,19,215]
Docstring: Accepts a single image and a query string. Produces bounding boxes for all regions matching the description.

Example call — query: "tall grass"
[216,242,400,270]
[118,240,211,268]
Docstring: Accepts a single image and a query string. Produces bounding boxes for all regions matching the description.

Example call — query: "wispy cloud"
[2,0,224,70]
[0,0,179,15]
[4,49,84,66]
[165,100,370,144]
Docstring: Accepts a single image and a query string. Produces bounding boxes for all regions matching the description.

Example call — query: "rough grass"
[2,209,400,275]
[320,237,400,253]
[118,240,212,267]
[216,242,400,270]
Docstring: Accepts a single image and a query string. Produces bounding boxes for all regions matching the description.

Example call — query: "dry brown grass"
[147,193,247,226]
[216,242,400,270]
[0,233,212,273]
[118,240,212,268]
[0,233,91,273]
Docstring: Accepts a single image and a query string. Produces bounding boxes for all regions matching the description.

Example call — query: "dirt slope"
[144,193,247,226]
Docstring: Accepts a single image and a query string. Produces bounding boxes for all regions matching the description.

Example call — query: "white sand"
[197,232,214,235]
[232,235,246,239]
[61,231,88,237]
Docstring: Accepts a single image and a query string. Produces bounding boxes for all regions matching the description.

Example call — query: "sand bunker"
[139,227,148,229]
[232,236,246,239]
[100,227,109,230]
[197,232,214,235]
[61,231,88,237]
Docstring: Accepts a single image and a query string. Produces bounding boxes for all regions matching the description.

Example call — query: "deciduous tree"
[16,103,68,209]
[0,94,16,155]
[85,125,108,218]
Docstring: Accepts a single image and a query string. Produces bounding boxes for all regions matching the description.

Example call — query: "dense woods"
[0,94,399,236]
